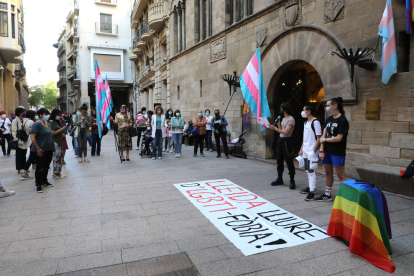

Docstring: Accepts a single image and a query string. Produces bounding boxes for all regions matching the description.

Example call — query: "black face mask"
[215,113,220,117]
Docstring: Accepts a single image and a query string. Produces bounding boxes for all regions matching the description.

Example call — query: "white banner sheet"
[174,179,328,256]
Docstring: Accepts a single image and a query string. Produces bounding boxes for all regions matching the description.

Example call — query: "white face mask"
[1,114,6,118]
[326,106,333,115]
[147,127,151,130]
[301,111,307,118]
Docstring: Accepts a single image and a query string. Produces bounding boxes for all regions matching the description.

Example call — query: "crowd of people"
[0,97,349,200]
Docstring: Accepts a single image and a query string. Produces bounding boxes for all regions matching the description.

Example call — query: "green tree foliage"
[28,86,44,108]
[44,81,58,109]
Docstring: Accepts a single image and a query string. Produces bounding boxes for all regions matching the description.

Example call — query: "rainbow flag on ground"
[327,180,395,273]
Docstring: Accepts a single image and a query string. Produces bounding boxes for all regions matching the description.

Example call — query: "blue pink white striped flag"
[102,76,113,130]
[379,0,398,84]
[239,47,271,132]
[95,60,105,137]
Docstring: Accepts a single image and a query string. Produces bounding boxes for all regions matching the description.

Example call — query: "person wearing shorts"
[317,97,349,201]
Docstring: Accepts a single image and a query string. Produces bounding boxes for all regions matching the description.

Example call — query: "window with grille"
[0,11,7,37]
[0,3,7,10]
[100,14,112,33]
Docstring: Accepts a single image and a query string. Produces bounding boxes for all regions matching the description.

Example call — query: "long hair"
[329,97,345,115]
[165,108,173,119]
[155,106,164,115]
[50,109,62,127]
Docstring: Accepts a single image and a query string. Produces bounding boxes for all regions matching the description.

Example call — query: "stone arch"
[262,25,355,106]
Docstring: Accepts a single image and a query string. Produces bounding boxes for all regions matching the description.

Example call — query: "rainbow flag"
[398,0,414,34]
[379,0,398,84]
[327,180,395,273]
[239,47,271,132]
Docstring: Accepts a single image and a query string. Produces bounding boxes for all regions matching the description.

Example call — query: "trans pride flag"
[95,60,114,137]
[379,0,398,84]
[327,180,395,273]
[102,76,113,130]
[239,47,271,132]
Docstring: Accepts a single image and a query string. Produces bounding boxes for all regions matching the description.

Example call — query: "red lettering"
[196,196,225,203]
[205,180,226,186]
[228,194,259,201]
[216,187,244,194]
[189,192,216,198]
[245,202,267,209]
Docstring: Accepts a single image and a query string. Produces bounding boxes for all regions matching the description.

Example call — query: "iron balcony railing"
[57,60,67,72]
[57,95,67,104]
[57,44,66,57]
[131,0,138,23]
[66,29,73,40]
[133,30,142,46]
[95,23,118,35]
[57,77,67,87]
[18,34,26,54]
[67,48,77,59]
[14,62,26,80]
[140,19,149,35]
[67,68,76,79]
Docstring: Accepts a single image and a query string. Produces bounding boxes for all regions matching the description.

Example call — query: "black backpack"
[305,119,319,141]
[16,120,29,142]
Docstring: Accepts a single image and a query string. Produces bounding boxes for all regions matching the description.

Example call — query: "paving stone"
[121,241,181,263]
[41,239,102,260]
[0,259,59,276]
[176,234,230,252]
[6,235,66,253]
[187,247,229,266]
[0,248,43,267]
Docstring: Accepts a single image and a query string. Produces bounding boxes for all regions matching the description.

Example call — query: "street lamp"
[220,73,241,117]
[331,47,376,82]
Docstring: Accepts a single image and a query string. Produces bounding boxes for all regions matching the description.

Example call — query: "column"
[177,7,182,52]
[233,0,237,23]
[244,0,248,17]
[173,10,178,55]
[199,0,204,41]
[80,81,90,114]
[182,3,186,50]
[148,86,154,110]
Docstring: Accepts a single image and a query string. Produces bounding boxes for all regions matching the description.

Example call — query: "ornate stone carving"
[210,36,226,63]
[284,0,301,29]
[256,24,267,48]
[324,0,344,23]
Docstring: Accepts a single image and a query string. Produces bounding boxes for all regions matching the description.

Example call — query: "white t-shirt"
[303,119,322,150]
[205,115,213,130]
[0,118,12,134]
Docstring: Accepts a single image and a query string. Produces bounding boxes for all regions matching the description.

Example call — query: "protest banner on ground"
[174,179,329,256]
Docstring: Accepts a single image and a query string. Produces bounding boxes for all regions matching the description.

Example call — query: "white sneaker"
[169,150,174,153]
[175,154,178,158]
[136,147,139,150]
[158,157,162,159]
[0,190,15,198]
[152,157,155,160]
[178,154,181,158]
[162,149,166,152]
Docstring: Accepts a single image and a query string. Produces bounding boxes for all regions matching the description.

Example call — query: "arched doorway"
[271,61,325,158]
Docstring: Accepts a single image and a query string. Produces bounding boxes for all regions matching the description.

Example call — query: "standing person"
[87,109,96,149]
[183,120,194,146]
[269,102,296,189]
[134,108,147,150]
[11,107,29,174]
[0,111,13,157]
[74,105,91,163]
[164,108,174,152]
[204,109,213,152]
[30,108,55,193]
[91,113,102,156]
[193,110,206,157]
[298,105,322,201]
[211,109,229,159]
[72,108,80,157]
[61,117,69,165]
[21,110,36,180]
[151,106,166,160]
[114,104,133,161]
[49,109,69,179]
[317,97,349,201]
[171,109,184,158]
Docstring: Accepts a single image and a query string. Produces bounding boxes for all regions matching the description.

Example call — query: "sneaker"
[62,161,66,165]
[175,154,178,158]
[193,154,197,158]
[178,154,181,158]
[210,149,212,152]
[21,174,33,181]
[216,155,221,158]
[152,157,156,160]
[300,187,310,194]
[305,192,315,201]
[162,149,166,152]
[226,156,229,159]
[0,190,15,197]
[36,186,43,193]
[74,155,78,158]
[314,193,332,202]
[169,150,174,153]
[136,147,139,150]
[201,154,205,157]
[204,148,207,151]
[53,174,67,179]
[158,157,162,159]
[43,182,54,187]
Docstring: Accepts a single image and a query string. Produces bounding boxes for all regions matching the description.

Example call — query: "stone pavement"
[0,132,413,276]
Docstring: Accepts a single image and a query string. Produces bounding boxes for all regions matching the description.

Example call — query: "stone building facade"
[129,0,414,178]
[0,0,28,113]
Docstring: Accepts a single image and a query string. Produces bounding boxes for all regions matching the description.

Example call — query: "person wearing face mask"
[29,108,55,193]
[193,110,207,157]
[298,105,322,201]
[171,109,185,158]
[11,107,30,174]
[90,112,102,157]
[163,108,174,153]
[140,123,153,156]
[21,110,37,180]
[0,111,13,157]
[183,120,194,146]
[114,104,133,161]
[269,102,296,189]
[10,113,16,122]
[71,108,81,158]
[316,97,349,201]
[151,106,166,160]
[74,105,91,163]
[204,109,213,152]
[49,109,69,179]
[134,107,148,150]
[211,109,229,159]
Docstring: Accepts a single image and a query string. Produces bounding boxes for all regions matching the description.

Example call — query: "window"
[200,80,202,97]
[11,5,14,12]
[0,11,7,37]
[177,86,180,100]
[93,54,121,72]
[11,13,15,38]
[100,14,112,33]
[0,3,7,10]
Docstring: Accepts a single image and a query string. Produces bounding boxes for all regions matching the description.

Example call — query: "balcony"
[66,29,74,41]
[95,0,117,6]
[66,48,77,60]
[57,77,67,87]
[57,95,67,105]
[130,0,147,29]
[57,44,66,57]
[18,34,26,54]
[14,63,26,81]
[57,60,67,72]
[148,1,169,32]
[140,20,153,43]
[95,23,118,36]
[66,10,75,23]
[129,48,138,62]
[67,68,76,80]
[74,26,79,42]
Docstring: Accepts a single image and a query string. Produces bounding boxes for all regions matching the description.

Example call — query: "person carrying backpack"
[298,105,322,201]
[134,107,147,150]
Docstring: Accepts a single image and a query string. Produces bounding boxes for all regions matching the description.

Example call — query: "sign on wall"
[174,179,328,256]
